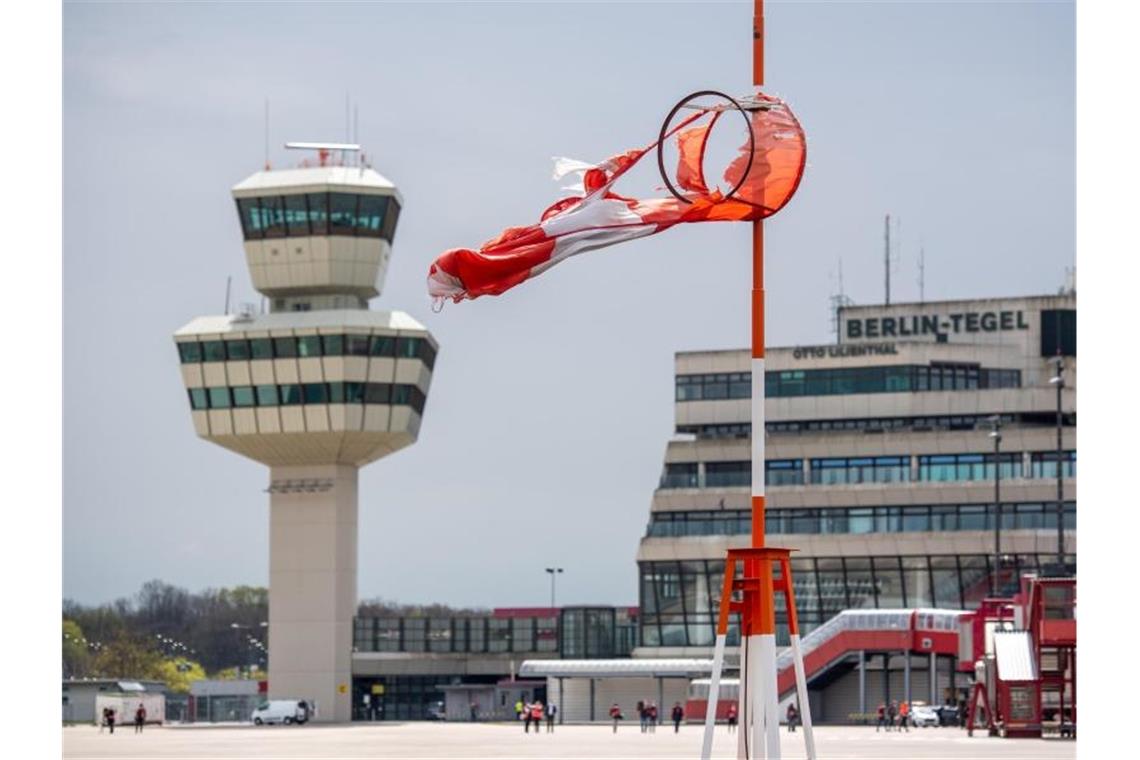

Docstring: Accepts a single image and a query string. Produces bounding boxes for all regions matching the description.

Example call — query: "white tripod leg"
[758,633,780,760]
[738,636,749,759]
[790,633,817,760]
[701,633,727,760]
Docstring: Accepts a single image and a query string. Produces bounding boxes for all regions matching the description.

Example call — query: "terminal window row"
[645,502,1075,538]
[235,192,400,242]
[659,451,1074,488]
[680,412,1074,439]
[186,382,427,416]
[638,551,1074,647]
[675,364,1021,401]
[177,334,436,370]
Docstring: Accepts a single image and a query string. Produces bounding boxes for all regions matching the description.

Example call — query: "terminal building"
[348,292,1076,722]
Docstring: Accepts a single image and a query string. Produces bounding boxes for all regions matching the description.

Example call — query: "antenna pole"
[884,214,891,305]
[918,245,925,303]
[264,99,270,170]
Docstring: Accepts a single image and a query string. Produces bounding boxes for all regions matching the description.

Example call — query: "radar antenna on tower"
[829,258,854,343]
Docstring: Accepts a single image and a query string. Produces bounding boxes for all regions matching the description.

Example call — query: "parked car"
[252,699,310,726]
[426,700,446,721]
[910,702,940,728]
[934,704,961,726]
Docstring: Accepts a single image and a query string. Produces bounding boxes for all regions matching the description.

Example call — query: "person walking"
[107,708,116,735]
[515,698,524,723]
[523,701,533,733]
[529,701,543,735]
[609,703,623,733]
[727,702,738,733]
[876,702,886,732]
[671,702,684,733]
[786,702,798,733]
[134,703,147,733]
[637,700,647,733]
[545,702,557,733]
[469,702,478,722]
[887,701,897,732]
[647,702,658,733]
[899,700,910,732]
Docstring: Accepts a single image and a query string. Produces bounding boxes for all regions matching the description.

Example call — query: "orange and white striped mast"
[700,3,817,758]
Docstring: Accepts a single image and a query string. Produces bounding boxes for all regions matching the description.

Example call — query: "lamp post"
[545,567,563,609]
[987,415,1003,596]
[1049,355,1066,573]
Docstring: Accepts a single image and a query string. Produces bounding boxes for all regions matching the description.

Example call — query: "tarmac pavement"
[63,721,1077,760]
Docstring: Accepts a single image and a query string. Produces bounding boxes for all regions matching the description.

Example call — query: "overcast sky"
[63,1,1074,608]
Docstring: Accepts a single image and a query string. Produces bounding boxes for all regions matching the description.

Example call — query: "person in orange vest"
[899,700,910,732]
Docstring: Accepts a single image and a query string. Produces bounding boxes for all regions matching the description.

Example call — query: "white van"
[251,699,311,726]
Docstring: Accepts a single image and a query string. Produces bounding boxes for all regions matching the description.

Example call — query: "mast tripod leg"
[790,632,817,759]
[701,633,728,760]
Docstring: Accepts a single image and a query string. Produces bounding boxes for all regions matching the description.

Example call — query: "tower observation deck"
[174,146,437,721]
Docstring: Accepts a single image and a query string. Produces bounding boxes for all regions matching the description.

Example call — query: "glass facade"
[676,364,1021,401]
[658,451,1072,491]
[645,502,1075,538]
[236,192,401,243]
[680,412,1078,438]
[918,453,1022,481]
[177,334,436,370]
[187,382,426,415]
[353,609,634,658]
[639,553,1077,647]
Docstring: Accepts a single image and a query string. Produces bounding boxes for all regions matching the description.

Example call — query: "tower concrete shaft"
[268,464,358,722]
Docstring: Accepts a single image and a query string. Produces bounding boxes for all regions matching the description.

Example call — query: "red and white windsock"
[427,92,806,305]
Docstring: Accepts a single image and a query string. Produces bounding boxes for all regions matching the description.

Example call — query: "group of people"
[99,703,147,735]
[514,699,556,733]
[875,700,911,732]
[607,701,687,734]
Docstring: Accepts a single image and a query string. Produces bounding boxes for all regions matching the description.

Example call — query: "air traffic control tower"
[173,144,437,722]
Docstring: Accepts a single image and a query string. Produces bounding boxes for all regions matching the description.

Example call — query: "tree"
[155,658,206,694]
[92,634,164,681]
[62,619,90,679]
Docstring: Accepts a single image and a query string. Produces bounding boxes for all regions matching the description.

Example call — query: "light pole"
[1049,355,1066,573]
[545,567,563,609]
[987,415,1003,596]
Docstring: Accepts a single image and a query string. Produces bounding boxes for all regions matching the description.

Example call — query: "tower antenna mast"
[884,214,891,305]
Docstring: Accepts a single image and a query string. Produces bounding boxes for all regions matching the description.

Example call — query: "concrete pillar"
[657,677,664,724]
[858,650,866,724]
[930,653,937,705]
[904,652,911,706]
[558,678,564,725]
[268,464,358,723]
[883,653,890,705]
[590,679,596,722]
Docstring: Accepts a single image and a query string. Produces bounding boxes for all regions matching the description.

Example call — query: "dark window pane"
[202,341,226,362]
[306,193,329,235]
[261,196,287,238]
[256,385,278,406]
[297,336,322,357]
[283,194,310,236]
[357,195,387,237]
[249,338,273,359]
[208,387,231,409]
[365,383,390,404]
[303,383,328,404]
[322,334,344,356]
[381,198,401,243]
[188,388,208,410]
[279,384,302,405]
[178,342,202,363]
[328,382,345,403]
[344,382,365,403]
[419,340,437,370]
[232,386,255,407]
[273,337,297,358]
[225,340,250,361]
[345,334,371,356]
[397,337,420,359]
[236,198,262,239]
[329,193,359,235]
[370,336,396,357]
